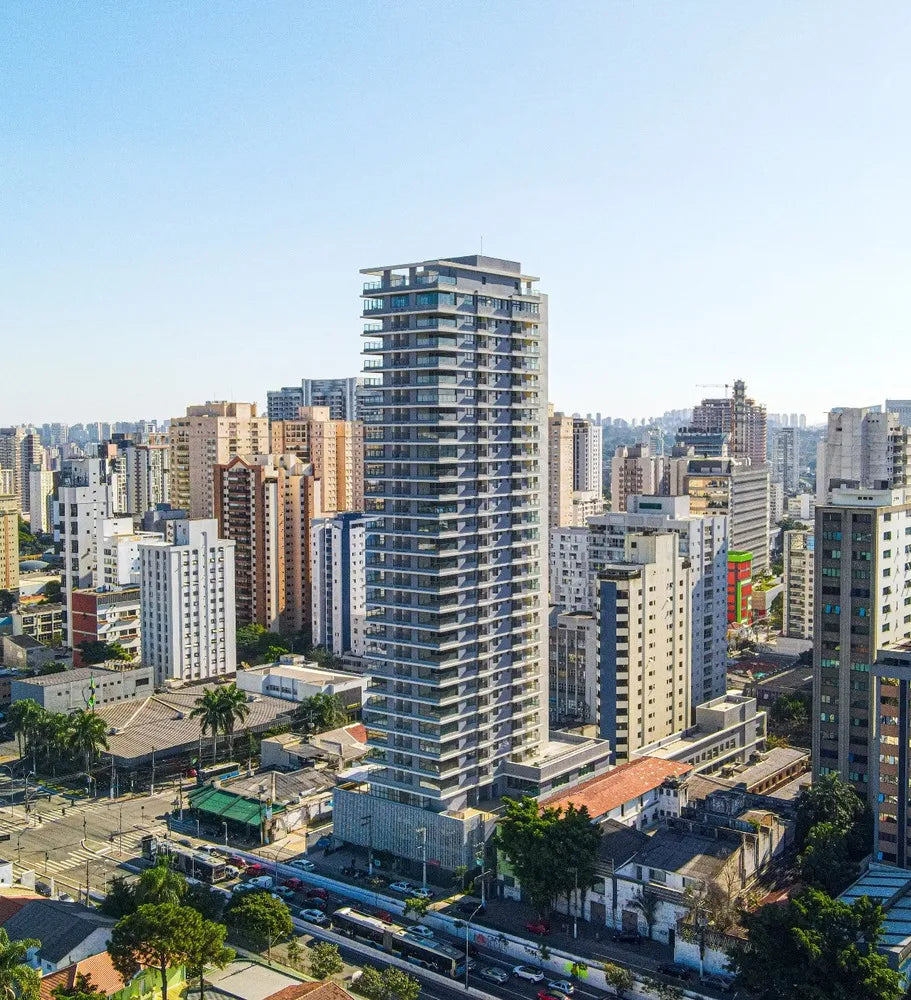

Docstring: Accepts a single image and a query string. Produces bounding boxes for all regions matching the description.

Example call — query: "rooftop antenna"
[480,235,483,255]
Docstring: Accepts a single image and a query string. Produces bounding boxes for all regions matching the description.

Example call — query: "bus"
[331,907,466,977]
[141,837,226,885]
[196,761,241,785]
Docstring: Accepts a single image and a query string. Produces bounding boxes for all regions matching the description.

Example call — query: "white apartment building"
[28,469,55,534]
[54,459,116,647]
[99,518,162,588]
[124,442,170,515]
[771,426,800,494]
[783,528,814,640]
[787,493,816,522]
[310,512,369,658]
[589,495,728,706]
[596,531,692,760]
[570,489,604,527]
[816,407,910,505]
[610,444,664,513]
[549,609,598,726]
[138,518,236,684]
[549,526,590,609]
[573,417,603,494]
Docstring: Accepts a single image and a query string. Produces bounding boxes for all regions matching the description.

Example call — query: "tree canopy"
[496,796,601,914]
[355,966,421,1000]
[224,891,292,954]
[0,926,40,1000]
[307,942,343,980]
[51,974,108,1000]
[78,641,134,665]
[295,692,348,734]
[730,889,903,1000]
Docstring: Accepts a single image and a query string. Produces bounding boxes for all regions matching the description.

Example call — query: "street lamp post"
[223,821,229,848]
[572,866,579,939]
[150,748,156,796]
[417,827,427,890]
[361,814,373,875]
[118,803,124,857]
[464,902,483,989]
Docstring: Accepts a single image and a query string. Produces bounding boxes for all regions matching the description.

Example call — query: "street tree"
[99,877,137,918]
[729,888,903,1000]
[7,700,44,762]
[631,888,660,940]
[798,821,855,895]
[134,858,187,906]
[217,683,250,759]
[51,974,108,1000]
[224,891,292,957]
[355,966,420,1000]
[184,883,224,922]
[794,772,869,854]
[496,796,601,915]
[191,688,224,764]
[0,927,40,1000]
[182,910,234,1000]
[602,963,633,999]
[77,641,133,665]
[295,692,348,734]
[108,903,195,1000]
[307,942,343,980]
[68,709,109,775]
[402,897,429,919]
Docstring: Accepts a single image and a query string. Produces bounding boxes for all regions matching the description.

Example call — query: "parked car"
[232,882,256,895]
[405,925,434,940]
[288,858,315,872]
[525,920,550,935]
[538,992,565,1000]
[388,881,416,894]
[177,838,192,847]
[35,882,52,898]
[456,899,486,915]
[513,966,545,982]
[244,863,266,877]
[479,967,509,985]
[612,929,642,945]
[702,974,735,992]
[303,896,328,911]
[247,875,275,890]
[58,893,74,903]
[547,981,575,995]
[281,877,304,891]
[273,885,295,899]
[227,856,248,870]
[197,844,220,856]
[658,964,692,982]
[411,886,434,899]
[223,866,242,879]
[298,908,329,925]
[307,887,329,900]
[314,836,333,850]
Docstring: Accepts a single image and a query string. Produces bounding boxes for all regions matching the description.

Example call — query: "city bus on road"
[141,837,226,884]
[331,906,466,977]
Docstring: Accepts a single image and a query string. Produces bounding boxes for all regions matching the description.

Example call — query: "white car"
[223,866,241,879]
[299,908,328,924]
[197,845,220,856]
[405,925,434,940]
[389,881,416,894]
[547,981,575,996]
[412,886,434,899]
[513,966,545,983]
[480,967,510,985]
[288,858,316,872]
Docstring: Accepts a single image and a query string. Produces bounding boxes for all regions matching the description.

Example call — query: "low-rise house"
[0,635,55,671]
[38,951,182,1000]
[259,723,368,771]
[236,657,365,717]
[0,897,115,974]
[203,959,355,1000]
[12,602,65,645]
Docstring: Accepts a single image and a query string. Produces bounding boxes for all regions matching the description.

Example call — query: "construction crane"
[696,383,732,397]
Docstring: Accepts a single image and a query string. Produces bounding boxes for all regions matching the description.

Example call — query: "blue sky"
[3,1,911,425]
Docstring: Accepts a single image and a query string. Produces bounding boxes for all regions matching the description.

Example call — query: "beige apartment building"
[610,444,665,513]
[214,454,324,634]
[0,494,18,592]
[269,406,364,512]
[548,407,574,528]
[169,402,269,518]
[783,528,814,640]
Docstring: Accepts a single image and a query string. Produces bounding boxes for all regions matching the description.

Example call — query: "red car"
[538,992,562,1000]
[244,863,266,877]
[307,887,329,900]
[281,877,304,891]
[525,921,550,936]
[227,856,247,870]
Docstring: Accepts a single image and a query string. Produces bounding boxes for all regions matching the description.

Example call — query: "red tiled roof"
[267,983,355,1000]
[39,953,129,1000]
[0,894,40,926]
[540,757,692,818]
[345,724,367,745]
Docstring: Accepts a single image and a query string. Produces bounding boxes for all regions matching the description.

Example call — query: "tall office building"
[270,406,364,512]
[871,649,911,865]
[0,494,18,592]
[816,407,911,505]
[360,254,547,811]
[812,489,911,798]
[548,408,574,528]
[168,402,269,519]
[310,512,370,659]
[596,531,691,760]
[771,426,800,494]
[54,458,116,647]
[122,440,170,515]
[692,379,767,467]
[589,494,729,706]
[610,444,665,513]
[267,377,366,422]
[670,454,771,573]
[214,454,323,634]
[783,528,814,640]
[139,518,236,684]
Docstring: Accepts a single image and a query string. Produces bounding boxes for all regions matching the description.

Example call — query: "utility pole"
[417,827,427,890]
[110,755,115,800]
[150,748,156,796]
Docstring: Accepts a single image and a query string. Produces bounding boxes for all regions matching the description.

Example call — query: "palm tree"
[7,701,44,764]
[0,926,40,1000]
[191,689,223,764]
[631,887,660,941]
[217,684,250,760]
[295,693,348,734]
[69,709,109,776]
[134,858,186,906]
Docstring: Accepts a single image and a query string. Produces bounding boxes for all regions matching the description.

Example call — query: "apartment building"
[816,407,911,505]
[783,528,814,640]
[0,495,19,592]
[872,647,911,865]
[310,512,370,658]
[122,440,170,515]
[692,379,767,468]
[28,469,55,534]
[813,489,911,798]
[98,518,162,588]
[549,609,598,726]
[610,444,665,513]
[71,586,142,665]
[771,426,800,494]
[0,427,25,511]
[573,417,603,494]
[168,402,268,518]
[359,253,547,811]
[138,518,236,683]
[214,454,324,634]
[267,377,366,422]
[548,408,574,528]
[596,531,691,760]
[269,406,364,512]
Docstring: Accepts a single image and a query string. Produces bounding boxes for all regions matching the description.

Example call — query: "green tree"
[78,641,133,665]
[729,889,902,1000]
[286,938,303,970]
[295,692,348,734]
[0,926,40,1000]
[51,973,108,1000]
[7,700,45,762]
[43,579,62,602]
[653,985,684,1000]
[182,910,234,1000]
[108,903,193,1000]
[0,591,14,615]
[402,897,429,919]
[631,888,660,940]
[602,963,633,999]
[224,891,292,957]
[99,876,138,918]
[68,709,109,775]
[496,796,601,915]
[355,966,420,1000]
[191,688,224,764]
[795,771,872,860]
[134,858,187,906]
[184,883,224,922]
[798,821,855,895]
[217,683,250,759]
[307,942,343,980]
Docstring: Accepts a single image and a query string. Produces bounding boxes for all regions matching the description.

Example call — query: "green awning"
[188,785,285,827]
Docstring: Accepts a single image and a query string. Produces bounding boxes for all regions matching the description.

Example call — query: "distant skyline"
[4,3,911,423]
